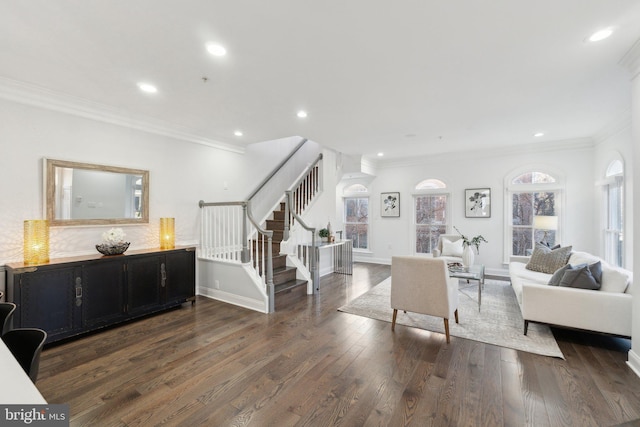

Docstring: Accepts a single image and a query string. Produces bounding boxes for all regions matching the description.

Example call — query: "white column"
[621,38,640,377]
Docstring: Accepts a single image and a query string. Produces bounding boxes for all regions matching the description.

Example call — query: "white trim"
[0,76,245,154]
[628,349,640,380]
[197,287,267,313]
[619,37,640,79]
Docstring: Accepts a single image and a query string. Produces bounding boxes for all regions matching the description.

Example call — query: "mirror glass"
[45,159,149,226]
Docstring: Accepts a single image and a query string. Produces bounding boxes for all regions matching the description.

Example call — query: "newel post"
[241,202,250,263]
[284,191,291,241]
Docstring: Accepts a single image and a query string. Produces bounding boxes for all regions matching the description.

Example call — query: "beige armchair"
[391,256,459,343]
[432,234,464,264]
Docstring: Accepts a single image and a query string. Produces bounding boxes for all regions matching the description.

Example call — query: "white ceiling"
[2,1,640,161]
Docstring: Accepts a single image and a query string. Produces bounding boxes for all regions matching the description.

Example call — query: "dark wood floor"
[37,263,640,426]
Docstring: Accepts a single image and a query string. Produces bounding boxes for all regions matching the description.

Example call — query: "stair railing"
[283,153,323,241]
[199,137,316,312]
[285,190,319,291]
[198,200,275,312]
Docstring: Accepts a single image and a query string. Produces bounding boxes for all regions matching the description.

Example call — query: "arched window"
[343,183,369,250]
[505,169,563,260]
[414,179,449,254]
[415,179,446,190]
[603,159,624,266]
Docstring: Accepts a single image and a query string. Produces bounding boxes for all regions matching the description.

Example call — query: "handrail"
[286,190,319,291]
[283,152,323,241]
[247,137,308,201]
[198,138,319,311]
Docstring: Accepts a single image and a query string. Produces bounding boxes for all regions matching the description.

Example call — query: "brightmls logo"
[1,405,68,426]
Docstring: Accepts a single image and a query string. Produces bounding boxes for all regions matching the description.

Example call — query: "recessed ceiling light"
[297,110,308,118]
[206,43,227,56]
[534,132,544,137]
[377,152,384,157]
[588,28,613,42]
[234,130,243,137]
[137,83,157,93]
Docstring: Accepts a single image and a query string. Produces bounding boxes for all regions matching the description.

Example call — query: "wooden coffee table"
[449,264,485,311]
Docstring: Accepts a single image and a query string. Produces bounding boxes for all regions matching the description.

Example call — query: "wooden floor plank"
[34,262,640,426]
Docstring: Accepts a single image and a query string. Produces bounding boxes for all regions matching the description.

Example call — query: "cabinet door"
[82,259,126,328]
[164,250,196,305]
[126,255,162,315]
[18,266,80,342]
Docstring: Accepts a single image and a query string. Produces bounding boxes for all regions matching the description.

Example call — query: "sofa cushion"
[600,264,630,293]
[441,238,463,257]
[559,264,600,290]
[526,243,572,274]
[569,251,600,266]
[548,264,573,286]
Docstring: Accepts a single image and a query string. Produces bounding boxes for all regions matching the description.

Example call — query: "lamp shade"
[160,217,175,249]
[533,215,558,231]
[24,220,49,264]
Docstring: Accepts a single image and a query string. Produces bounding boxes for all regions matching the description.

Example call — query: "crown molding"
[0,76,245,154]
[374,137,595,169]
[620,37,640,79]
[593,110,632,144]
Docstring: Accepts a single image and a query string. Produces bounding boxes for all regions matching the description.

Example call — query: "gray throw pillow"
[526,243,572,274]
[559,265,601,290]
[548,264,573,286]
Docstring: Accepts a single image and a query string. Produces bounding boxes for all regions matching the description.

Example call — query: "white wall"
[338,138,633,275]
[0,98,301,265]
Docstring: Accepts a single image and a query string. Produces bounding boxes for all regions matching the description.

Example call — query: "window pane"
[512,193,533,225]
[534,192,555,216]
[512,227,532,256]
[415,195,447,224]
[414,194,448,253]
[344,197,369,250]
[512,171,556,184]
[416,225,446,253]
[345,223,368,249]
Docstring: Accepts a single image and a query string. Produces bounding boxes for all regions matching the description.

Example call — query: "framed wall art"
[465,188,491,218]
[381,192,400,217]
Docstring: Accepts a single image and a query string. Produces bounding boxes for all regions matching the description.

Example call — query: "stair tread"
[274,279,308,294]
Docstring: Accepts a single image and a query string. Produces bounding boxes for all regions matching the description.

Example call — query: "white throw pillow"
[441,238,463,257]
[600,265,630,293]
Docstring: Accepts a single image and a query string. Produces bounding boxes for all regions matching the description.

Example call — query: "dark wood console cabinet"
[5,246,196,344]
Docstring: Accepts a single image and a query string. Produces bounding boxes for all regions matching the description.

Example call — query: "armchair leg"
[443,318,450,343]
[392,309,398,331]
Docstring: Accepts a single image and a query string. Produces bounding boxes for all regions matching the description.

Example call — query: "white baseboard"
[197,287,267,313]
[628,349,640,379]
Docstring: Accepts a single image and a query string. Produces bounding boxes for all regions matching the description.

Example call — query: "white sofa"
[509,251,633,337]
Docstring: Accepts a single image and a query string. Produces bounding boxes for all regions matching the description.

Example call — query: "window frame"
[412,187,451,256]
[602,159,624,267]
[343,185,370,251]
[504,168,564,263]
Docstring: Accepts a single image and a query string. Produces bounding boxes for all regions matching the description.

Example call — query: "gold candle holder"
[24,220,50,265]
[160,217,175,249]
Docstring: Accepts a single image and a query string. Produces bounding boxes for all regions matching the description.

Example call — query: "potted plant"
[453,226,488,267]
[318,228,330,242]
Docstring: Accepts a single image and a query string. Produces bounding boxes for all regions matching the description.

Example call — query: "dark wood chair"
[0,302,16,336]
[2,328,47,383]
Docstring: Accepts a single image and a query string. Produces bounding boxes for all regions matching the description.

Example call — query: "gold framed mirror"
[45,159,149,226]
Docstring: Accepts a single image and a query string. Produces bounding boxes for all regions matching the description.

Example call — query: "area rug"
[338,277,564,359]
